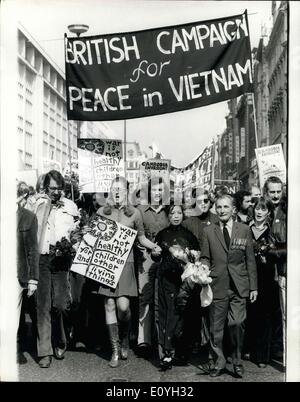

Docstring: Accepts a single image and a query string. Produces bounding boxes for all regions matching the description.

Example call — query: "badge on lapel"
[231,238,247,250]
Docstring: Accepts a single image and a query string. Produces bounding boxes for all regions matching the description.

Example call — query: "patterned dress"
[96,205,145,298]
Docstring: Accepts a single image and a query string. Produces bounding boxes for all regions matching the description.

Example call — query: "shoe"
[160,356,173,371]
[135,343,152,358]
[209,367,225,378]
[234,364,244,378]
[242,353,250,361]
[258,363,267,368]
[107,323,120,368]
[54,346,66,360]
[199,359,215,374]
[75,341,86,350]
[119,320,130,360]
[38,355,52,368]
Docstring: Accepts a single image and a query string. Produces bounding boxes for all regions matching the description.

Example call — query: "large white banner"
[71,215,137,289]
[78,139,124,193]
[255,144,286,189]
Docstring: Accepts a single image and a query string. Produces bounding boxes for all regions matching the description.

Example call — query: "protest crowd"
[16,168,287,379]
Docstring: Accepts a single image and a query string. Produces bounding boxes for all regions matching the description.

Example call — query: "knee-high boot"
[107,323,120,368]
[119,317,130,360]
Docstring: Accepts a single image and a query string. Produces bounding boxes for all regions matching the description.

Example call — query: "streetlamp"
[66,24,89,201]
[67,24,89,37]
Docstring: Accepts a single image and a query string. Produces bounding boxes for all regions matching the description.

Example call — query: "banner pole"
[211,139,216,190]
[252,92,259,148]
[67,121,75,202]
[124,120,127,180]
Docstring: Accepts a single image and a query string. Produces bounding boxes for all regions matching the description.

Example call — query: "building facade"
[17,25,112,175]
[265,0,288,159]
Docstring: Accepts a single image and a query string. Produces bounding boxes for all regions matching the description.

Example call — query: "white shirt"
[40,197,79,254]
[219,217,233,237]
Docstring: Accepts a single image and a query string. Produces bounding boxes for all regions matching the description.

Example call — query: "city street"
[19,347,284,383]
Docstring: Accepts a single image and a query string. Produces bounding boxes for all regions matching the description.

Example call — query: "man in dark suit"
[17,188,39,364]
[201,194,257,378]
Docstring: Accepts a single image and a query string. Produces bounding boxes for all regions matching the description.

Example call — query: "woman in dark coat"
[247,197,279,367]
[152,204,200,370]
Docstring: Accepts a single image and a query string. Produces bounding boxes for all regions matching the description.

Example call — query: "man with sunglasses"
[36,170,79,368]
[183,189,218,249]
[182,189,218,361]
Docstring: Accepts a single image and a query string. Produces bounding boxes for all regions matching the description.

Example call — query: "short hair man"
[36,170,79,368]
[201,194,257,378]
[263,176,287,362]
[233,190,252,224]
[17,184,39,364]
[136,177,170,357]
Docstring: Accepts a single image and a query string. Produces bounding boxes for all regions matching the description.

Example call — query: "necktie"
[223,223,230,249]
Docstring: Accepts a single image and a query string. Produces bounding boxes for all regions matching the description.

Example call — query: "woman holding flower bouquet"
[248,197,279,368]
[151,204,200,370]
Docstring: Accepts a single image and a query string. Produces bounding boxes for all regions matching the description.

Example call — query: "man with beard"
[233,190,252,224]
[263,176,287,364]
[36,170,79,368]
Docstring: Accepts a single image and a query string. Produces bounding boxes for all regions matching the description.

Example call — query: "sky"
[14,0,273,167]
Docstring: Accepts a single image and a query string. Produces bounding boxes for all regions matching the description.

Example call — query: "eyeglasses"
[198,198,209,204]
[48,187,63,192]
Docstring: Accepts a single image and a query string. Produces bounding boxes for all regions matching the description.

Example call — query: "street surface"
[19,347,284,383]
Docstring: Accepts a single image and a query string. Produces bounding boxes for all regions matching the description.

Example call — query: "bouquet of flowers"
[253,237,276,264]
[49,236,76,271]
[168,244,213,307]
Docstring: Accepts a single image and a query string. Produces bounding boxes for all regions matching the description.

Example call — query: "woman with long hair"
[96,176,161,368]
[247,196,279,368]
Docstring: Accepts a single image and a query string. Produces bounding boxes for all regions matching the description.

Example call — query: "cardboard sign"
[65,12,253,121]
[71,215,137,289]
[139,158,170,184]
[255,144,286,189]
[77,139,124,193]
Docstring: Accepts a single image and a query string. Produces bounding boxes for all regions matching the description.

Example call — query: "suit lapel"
[214,223,228,252]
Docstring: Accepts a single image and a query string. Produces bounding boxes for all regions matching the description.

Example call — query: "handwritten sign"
[65,12,253,121]
[255,144,286,189]
[71,215,137,289]
[78,138,124,193]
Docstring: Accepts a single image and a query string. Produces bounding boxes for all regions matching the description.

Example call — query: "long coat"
[200,221,257,300]
[17,206,39,284]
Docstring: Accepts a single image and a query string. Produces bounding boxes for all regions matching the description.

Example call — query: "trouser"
[36,255,71,357]
[137,251,159,346]
[209,289,246,369]
[69,272,88,345]
[17,282,37,351]
[278,275,286,364]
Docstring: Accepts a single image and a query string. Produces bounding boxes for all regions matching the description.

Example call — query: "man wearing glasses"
[183,189,218,249]
[36,170,79,368]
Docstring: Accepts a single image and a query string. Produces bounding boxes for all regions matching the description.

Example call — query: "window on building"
[43,141,48,158]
